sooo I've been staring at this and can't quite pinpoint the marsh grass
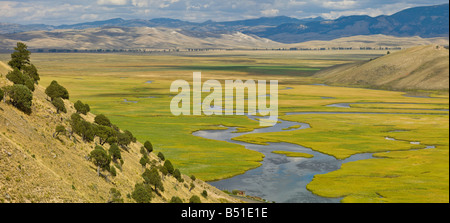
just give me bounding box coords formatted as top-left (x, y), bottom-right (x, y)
top-left (5, 51), bottom-right (447, 202)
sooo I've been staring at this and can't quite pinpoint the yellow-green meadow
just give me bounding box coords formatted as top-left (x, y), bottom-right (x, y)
top-left (2, 50), bottom-right (447, 202)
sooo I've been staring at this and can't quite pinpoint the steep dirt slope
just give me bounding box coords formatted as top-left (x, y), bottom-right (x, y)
top-left (0, 63), bottom-right (239, 203)
top-left (315, 45), bottom-right (449, 91)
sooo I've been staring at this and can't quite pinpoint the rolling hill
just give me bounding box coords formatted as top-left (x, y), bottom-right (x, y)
top-left (287, 35), bottom-right (449, 49)
top-left (315, 45), bottom-right (449, 91)
top-left (0, 27), bottom-right (284, 50)
top-left (0, 26), bottom-right (447, 51)
top-left (0, 61), bottom-right (239, 203)
top-left (1, 3), bottom-right (447, 44)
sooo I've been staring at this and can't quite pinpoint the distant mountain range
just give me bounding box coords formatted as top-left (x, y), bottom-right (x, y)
top-left (253, 3), bottom-right (449, 43)
top-left (0, 16), bottom-right (323, 35)
top-left (0, 3), bottom-right (448, 48)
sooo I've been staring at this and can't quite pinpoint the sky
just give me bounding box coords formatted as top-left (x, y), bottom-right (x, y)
top-left (0, 0), bottom-right (448, 25)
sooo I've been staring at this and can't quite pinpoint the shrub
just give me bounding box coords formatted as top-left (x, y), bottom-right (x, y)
top-left (9, 84), bottom-right (32, 114)
top-left (201, 190), bottom-right (208, 198)
top-left (142, 168), bottom-right (164, 193)
top-left (0, 88), bottom-right (4, 101)
top-left (74, 100), bottom-right (90, 115)
top-left (94, 114), bottom-right (111, 127)
top-left (108, 188), bottom-right (124, 203)
top-left (189, 195), bottom-right (201, 203)
top-left (70, 114), bottom-right (95, 142)
top-left (6, 68), bottom-right (34, 91)
top-left (110, 165), bottom-right (117, 177)
top-left (54, 125), bottom-right (66, 137)
top-left (164, 160), bottom-right (174, 175)
top-left (169, 196), bottom-right (183, 203)
top-left (45, 80), bottom-right (69, 100)
top-left (6, 68), bottom-right (24, 85)
top-left (77, 121), bottom-right (95, 142)
top-left (144, 141), bottom-right (153, 153)
top-left (124, 130), bottom-right (136, 143)
top-left (131, 183), bottom-right (153, 203)
top-left (108, 144), bottom-right (122, 162)
top-left (190, 175), bottom-right (196, 181)
top-left (139, 155), bottom-right (149, 167)
top-left (23, 64), bottom-right (40, 83)
top-left (157, 152), bottom-right (165, 161)
top-left (24, 77), bottom-right (35, 92)
top-left (51, 97), bottom-right (66, 113)
top-left (160, 166), bottom-right (168, 176)
top-left (89, 145), bottom-right (111, 176)
top-left (173, 169), bottom-right (182, 182)
top-left (96, 125), bottom-right (115, 146)
top-left (117, 131), bottom-right (132, 149)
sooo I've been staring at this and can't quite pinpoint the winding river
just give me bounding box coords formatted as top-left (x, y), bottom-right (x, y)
top-left (193, 115), bottom-right (375, 203)
top-left (193, 107), bottom-right (446, 203)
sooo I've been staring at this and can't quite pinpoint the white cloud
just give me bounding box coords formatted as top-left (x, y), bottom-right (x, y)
top-left (81, 14), bottom-right (100, 20)
top-left (131, 0), bottom-right (179, 8)
top-left (320, 2), bottom-right (417, 19)
top-left (261, 9), bottom-right (280, 17)
top-left (0, 0), bottom-right (447, 25)
top-left (97, 0), bottom-right (129, 6)
top-left (288, 0), bottom-right (307, 6)
top-left (322, 0), bottom-right (357, 10)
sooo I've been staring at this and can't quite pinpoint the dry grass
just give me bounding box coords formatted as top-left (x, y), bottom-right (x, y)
top-left (0, 69), bottom-right (240, 203)
top-left (316, 45), bottom-right (449, 91)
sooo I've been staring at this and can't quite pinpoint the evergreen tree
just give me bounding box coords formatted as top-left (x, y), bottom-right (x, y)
top-left (173, 169), bottom-right (182, 182)
top-left (54, 125), bottom-right (66, 137)
top-left (89, 146), bottom-right (111, 176)
top-left (23, 64), bottom-right (40, 84)
top-left (164, 160), bottom-right (174, 175)
top-left (74, 100), bottom-right (90, 115)
top-left (94, 114), bottom-right (111, 127)
top-left (70, 113), bottom-right (95, 142)
top-left (142, 168), bottom-right (164, 192)
top-left (124, 130), bottom-right (136, 143)
top-left (201, 190), bottom-right (208, 198)
top-left (8, 42), bottom-right (30, 71)
top-left (96, 125), bottom-right (115, 145)
top-left (139, 155), bottom-right (149, 167)
top-left (144, 140), bottom-right (153, 153)
top-left (45, 80), bottom-right (69, 100)
top-left (5, 68), bottom-right (34, 92)
top-left (108, 144), bottom-right (122, 162)
top-left (189, 195), bottom-right (201, 203)
top-left (24, 76), bottom-right (35, 92)
top-left (131, 183), bottom-right (153, 203)
top-left (51, 97), bottom-right (66, 113)
top-left (169, 196), bottom-right (183, 203)
top-left (117, 131), bottom-right (132, 149)
top-left (6, 68), bottom-right (24, 85)
top-left (9, 84), bottom-right (33, 114)
top-left (157, 152), bottom-right (165, 161)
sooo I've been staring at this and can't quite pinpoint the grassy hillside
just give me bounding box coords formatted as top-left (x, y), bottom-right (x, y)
top-left (288, 35), bottom-right (449, 49)
top-left (315, 45), bottom-right (449, 91)
top-left (0, 27), bottom-right (284, 51)
top-left (0, 61), bottom-right (239, 203)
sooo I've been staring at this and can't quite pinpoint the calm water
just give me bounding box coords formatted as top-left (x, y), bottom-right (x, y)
top-left (193, 115), bottom-right (373, 203)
